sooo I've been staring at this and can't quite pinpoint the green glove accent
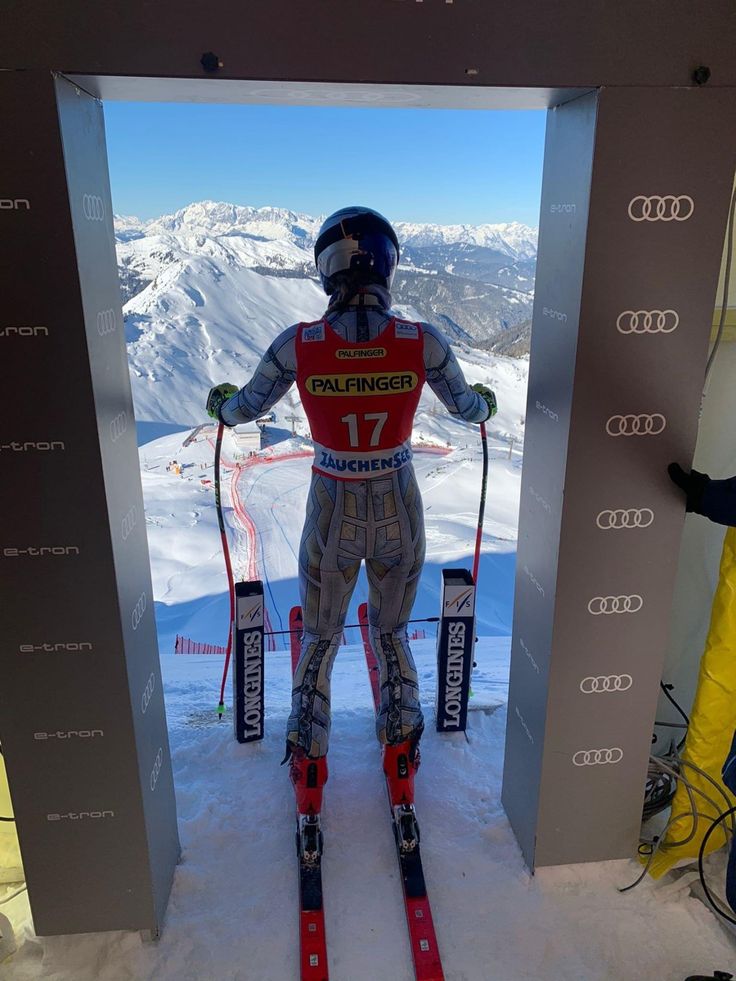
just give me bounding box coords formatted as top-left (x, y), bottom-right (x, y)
top-left (206, 383), bottom-right (239, 420)
top-left (471, 383), bottom-right (498, 419)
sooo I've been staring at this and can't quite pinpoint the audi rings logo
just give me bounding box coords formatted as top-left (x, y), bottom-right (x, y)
top-left (141, 673), bottom-right (155, 714)
top-left (121, 505), bottom-right (138, 542)
top-left (616, 310), bottom-right (679, 334)
top-left (628, 195), bottom-right (694, 222)
top-left (572, 748), bottom-right (624, 766)
top-left (131, 592), bottom-right (147, 631)
top-left (580, 675), bottom-right (633, 694)
top-left (97, 309), bottom-right (117, 336)
top-left (82, 193), bottom-right (105, 221)
top-left (150, 747), bottom-right (164, 792)
top-left (596, 508), bottom-right (654, 530)
top-left (109, 411), bottom-right (128, 443)
top-left (588, 595), bottom-right (643, 616)
top-left (606, 414), bottom-right (666, 437)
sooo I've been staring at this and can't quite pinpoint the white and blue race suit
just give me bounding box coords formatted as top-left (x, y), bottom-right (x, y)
top-left (220, 286), bottom-right (490, 758)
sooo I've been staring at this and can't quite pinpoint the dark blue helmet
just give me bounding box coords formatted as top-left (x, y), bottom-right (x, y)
top-left (314, 206), bottom-right (400, 296)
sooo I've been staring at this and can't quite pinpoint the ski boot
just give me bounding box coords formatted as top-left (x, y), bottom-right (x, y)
top-left (290, 748), bottom-right (328, 866)
top-left (383, 738), bottom-right (421, 853)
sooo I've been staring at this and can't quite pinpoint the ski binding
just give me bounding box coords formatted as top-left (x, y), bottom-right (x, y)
top-left (297, 814), bottom-right (323, 866)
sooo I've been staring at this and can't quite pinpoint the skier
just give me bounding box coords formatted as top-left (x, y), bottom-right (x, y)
top-left (206, 206), bottom-right (497, 826)
top-left (668, 463), bottom-right (736, 526)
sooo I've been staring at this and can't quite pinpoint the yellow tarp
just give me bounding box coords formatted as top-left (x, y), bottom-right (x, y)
top-left (650, 526), bottom-right (736, 877)
top-left (0, 753), bottom-right (22, 884)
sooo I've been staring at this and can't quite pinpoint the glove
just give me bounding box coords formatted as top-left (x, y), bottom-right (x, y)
top-left (668, 462), bottom-right (710, 514)
top-left (471, 383), bottom-right (498, 420)
top-left (206, 383), bottom-right (239, 421)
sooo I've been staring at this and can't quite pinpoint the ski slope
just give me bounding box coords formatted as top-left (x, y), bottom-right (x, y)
top-left (139, 424), bottom-right (521, 657)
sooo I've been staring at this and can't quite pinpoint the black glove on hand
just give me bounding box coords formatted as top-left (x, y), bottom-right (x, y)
top-left (668, 462), bottom-right (711, 514)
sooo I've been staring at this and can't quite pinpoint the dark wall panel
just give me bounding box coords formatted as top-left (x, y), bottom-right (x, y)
top-left (0, 70), bottom-right (179, 936)
top-left (501, 91), bottom-right (598, 866)
top-left (503, 86), bottom-right (736, 868)
top-left (1, 2), bottom-right (735, 88)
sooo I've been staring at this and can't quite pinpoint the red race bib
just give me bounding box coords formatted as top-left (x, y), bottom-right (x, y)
top-left (296, 317), bottom-right (425, 479)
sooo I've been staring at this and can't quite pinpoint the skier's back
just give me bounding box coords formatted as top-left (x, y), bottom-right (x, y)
top-left (206, 206), bottom-right (497, 819)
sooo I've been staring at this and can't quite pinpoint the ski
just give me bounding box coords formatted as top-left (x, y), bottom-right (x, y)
top-left (297, 815), bottom-right (328, 981)
top-left (290, 605), bottom-right (329, 981)
top-left (358, 603), bottom-right (445, 981)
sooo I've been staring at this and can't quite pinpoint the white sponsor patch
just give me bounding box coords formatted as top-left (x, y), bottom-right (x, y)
top-left (443, 622), bottom-right (467, 727)
top-left (301, 323), bottom-right (324, 343)
top-left (237, 593), bottom-right (263, 629)
top-left (443, 584), bottom-right (475, 616)
top-left (241, 630), bottom-right (264, 737)
top-left (394, 320), bottom-right (419, 339)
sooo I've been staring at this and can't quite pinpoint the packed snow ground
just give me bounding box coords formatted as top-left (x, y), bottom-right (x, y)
top-left (4, 424), bottom-right (735, 979)
top-left (8, 647), bottom-right (734, 981)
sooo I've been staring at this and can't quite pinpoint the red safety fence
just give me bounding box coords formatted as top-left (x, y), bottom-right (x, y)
top-left (175, 634), bottom-right (227, 655)
top-left (412, 444), bottom-right (453, 455)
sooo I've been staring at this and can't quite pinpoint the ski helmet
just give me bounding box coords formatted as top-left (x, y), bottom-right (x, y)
top-left (314, 206), bottom-right (400, 296)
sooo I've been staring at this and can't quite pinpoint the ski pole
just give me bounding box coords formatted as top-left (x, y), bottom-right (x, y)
top-left (214, 421), bottom-right (236, 719)
top-left (472, 421), bottom-right (489, 586)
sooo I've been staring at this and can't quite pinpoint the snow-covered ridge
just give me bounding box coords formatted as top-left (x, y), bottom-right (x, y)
top-left (114, 200), bottom-right (538, 261)
top-left (144, 201), bottom-right (323, 247)
top-left (396, 220), bottom-right (537, 259)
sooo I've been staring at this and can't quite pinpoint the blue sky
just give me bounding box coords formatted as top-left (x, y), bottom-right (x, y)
top-left (104, 103), bottom-right (546, 227)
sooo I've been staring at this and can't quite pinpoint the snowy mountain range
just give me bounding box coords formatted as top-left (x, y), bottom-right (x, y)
top-left (115, 201), bottom-right (530, 428)
top-left (115, 201), bottom-right (536, 353)
top-left (116, 201), bottom-right (537, 257)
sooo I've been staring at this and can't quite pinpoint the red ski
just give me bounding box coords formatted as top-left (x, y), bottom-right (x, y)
top-left (297, 854), bottom-right (328, 981)
top-left (358, 602), bottom-right (445, 981)
top-left (290, 605), bottom-right (329, 981)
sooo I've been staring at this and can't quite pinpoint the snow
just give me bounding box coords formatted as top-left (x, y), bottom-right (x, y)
top-left (397, 220), bottom-right (538, 259)
top-left (4, 643), bottom-right (734, 979)
top-left (137, 425), bottom-right (521, 649)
